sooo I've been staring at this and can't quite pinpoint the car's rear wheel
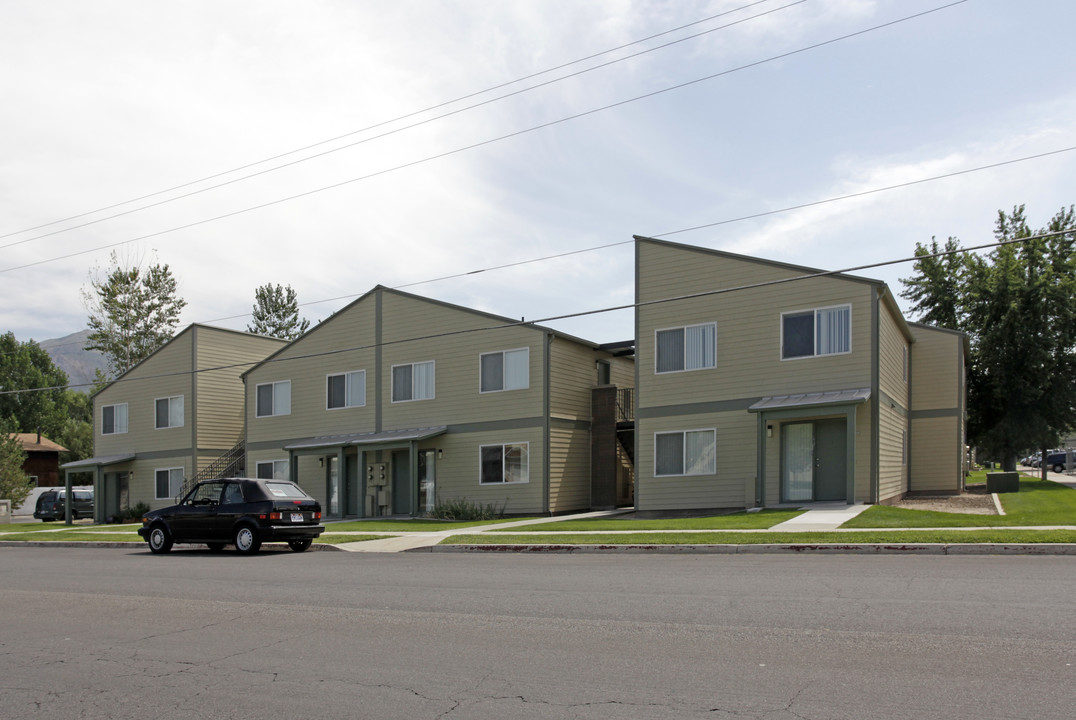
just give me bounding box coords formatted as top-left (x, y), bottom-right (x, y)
top-left (234, 525), bottom-right (261, 554)
top-left (148, 525), bottom-right (173, 554)
top-left (287, 538), bottom-right (312, 553)
top-left (70, 510), bottom-right (78, 520)
top-left (206, 542), bottom-right (225, 552)
top-left (1053, 464), bottom-right (1065, 473)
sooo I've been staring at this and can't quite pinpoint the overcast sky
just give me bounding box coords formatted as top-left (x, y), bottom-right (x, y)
top-left (3, 0), bottom-right (1075, 349)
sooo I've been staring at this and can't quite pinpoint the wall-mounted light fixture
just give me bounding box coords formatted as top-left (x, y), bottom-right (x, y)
top-left (438, 449), bottom-right (443, 459)
top-left (318, 457), bottom-right (324, 468)
top-left (766, 424), bottom-right (773, 438)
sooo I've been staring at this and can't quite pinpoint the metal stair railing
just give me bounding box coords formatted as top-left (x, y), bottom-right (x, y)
top-left (178, 439), bottom-right (245, 498)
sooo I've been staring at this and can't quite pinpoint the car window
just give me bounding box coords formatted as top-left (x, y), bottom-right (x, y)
top-left (221, 484), bottom-right (245, 505)
top-left (185, 483), bottom-right (224, 506)
top-left (264, 482), bottom-right (309, 499)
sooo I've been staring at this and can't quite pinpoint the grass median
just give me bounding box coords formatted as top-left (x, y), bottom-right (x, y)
top-left (444, 529), bottom-right (1076, 545)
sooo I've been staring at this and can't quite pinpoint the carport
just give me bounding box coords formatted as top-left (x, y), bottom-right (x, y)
top-left (59, 454), bottom-right (135, 525)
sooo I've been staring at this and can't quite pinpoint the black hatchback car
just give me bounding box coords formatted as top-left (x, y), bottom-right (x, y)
top-left (138, 478), bottom-right (324, 554)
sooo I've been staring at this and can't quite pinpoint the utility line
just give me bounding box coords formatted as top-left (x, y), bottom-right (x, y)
top-left (3, 224), bottom-right (1068, 397)
top-left (0, 0), bottom-right (788, 247)
top-left (0, 0), bottom-right (967, 275)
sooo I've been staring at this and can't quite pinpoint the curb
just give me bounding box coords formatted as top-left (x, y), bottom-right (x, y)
top-left (425, 543), bottom-right (1076, 556)
top-left (0, 540), bottom-right (342, 552)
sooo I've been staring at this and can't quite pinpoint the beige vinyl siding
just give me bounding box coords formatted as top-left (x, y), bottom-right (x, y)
top-left (909, 326), bottom-right (961, 410)
top-left (246, 298), bottom-right (378, 445)
top-left (548, 426), bottom-right (591, 512)
top-left (877, 402), bottom-right (907, 502)
top-left (95, 330), bottom-right (194, 457)
top-left (430, 428), bottom-right (545, 515)
top-left (123, 456), bottom-right (193, 511)
top-left (380, 291), bottom-right (545, 430)
top-left (195, 329), bottom-right (285, 450)
top-left (637, 412), bottom-right (752, 511)
top-left (910, 416), bottom-right (962, 492)
top-left (608, 354), bottom-right (634, 389)
top-left (878, 300), bottom-right (910, 409)
top-left (637, 241), bottom-right (872, 409)
top-left (549, 338), bottom-right (601, 421)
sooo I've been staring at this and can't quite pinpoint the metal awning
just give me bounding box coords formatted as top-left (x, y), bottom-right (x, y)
top-left (748, 388), bottom-right (871, 413)
top-left (283, 426), bottom-right (448, 451)
top-left (60, 453), bottom-right (136, 469)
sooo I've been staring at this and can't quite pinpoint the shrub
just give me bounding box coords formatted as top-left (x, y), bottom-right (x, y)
top-left (428, 498), bottom-right (506, 521)
top-left (112, 502), bottom-right (151, 524)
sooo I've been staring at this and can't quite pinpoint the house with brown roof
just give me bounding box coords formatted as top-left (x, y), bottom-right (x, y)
top-left (9, 432), bottom-right (68, 487)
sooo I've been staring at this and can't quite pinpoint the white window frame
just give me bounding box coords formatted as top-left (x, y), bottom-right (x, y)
top-left (780, 304), bottom-right (852, 361)
top-left (326, 370), bottom-right (366, 410)
top-left (391, 361), bottom-right (435, 403)
top-left (654, 429), bottom-right (717, 477)
top-left (654, 322), bottom-right (717, 374)
top-left (101, 403), bottom-right (128, 435)
top-left (479, 348), bottom-right (530, 393)
top-left (479, 442), bottom-right (530, 485)
top-left (154, 395), bottom-right (184, 430)
top-left (256, 459), bottom-right (290, 480)
top-left (255, 380), bottom-right (291, 418)
top-left (154, 467), bottom-right (185, 500)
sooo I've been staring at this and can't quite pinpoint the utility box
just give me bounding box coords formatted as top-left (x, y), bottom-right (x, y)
top-left (0, 499), bottom-right (11, 524)
top-left (986, 472), bottom-right (1020, 493)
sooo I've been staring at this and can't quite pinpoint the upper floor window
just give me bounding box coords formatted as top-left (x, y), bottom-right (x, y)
top-left (781, 305), bottom-right (851, 360)
top-left (392, 361), bottom-right (435, 402)
top-left (655, 429), bottom-right (716, 477)
top-left (480, 442), bottom-right (529, 485)
top-left (480, 348), bottom-right (529, 393)
top-left (656, 323), bottom-right (716, 373)
top-left (155, 395), bottom-right (184, 429)
top-left (101, 403), bottom-right (128, 435)
top-left (327, 370), bottom-right (366, 410)
top-left (256, 380), bottom-right (291, 417)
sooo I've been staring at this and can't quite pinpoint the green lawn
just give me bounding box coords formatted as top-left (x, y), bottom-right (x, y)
top-left (845, 477), bottom-right (1076, 528)
top-left (444, 529), bottom-right (1076, 545)
top-left (324, 517), bottom-right (533, 532)
top-left (489, 509), bottom-right (805, 532)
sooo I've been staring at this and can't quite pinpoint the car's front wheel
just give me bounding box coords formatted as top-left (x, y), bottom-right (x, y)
top-left (148, 525), bottom-right (173, 554)
top-left (287, 538), bottom-right (312, 553)
top-left (234, 525), bottom-right (261, 554)
top-left (1054, 464), bottom-right (1065, 473)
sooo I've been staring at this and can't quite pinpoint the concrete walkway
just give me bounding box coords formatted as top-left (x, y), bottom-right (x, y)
top-left (767, 502), bottom-right (872, 531)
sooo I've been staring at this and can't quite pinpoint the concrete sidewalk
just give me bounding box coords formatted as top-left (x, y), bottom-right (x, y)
top-left (767, 502), bottom-right (872, 531)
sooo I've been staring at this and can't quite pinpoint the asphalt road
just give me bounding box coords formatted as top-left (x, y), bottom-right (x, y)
top-left (2, 547), bottom-right (1074, 719)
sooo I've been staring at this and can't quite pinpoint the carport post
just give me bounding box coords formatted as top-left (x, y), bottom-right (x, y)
top-left (64, 469), bottom-right (72, 526)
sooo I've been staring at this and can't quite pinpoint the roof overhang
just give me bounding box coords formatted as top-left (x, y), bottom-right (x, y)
top-left (748, 388), bottom-right (871, 413)
top-left (60, 453), bottom-right (136, 469)
top-left (283, 426), bottom-right (448, 451)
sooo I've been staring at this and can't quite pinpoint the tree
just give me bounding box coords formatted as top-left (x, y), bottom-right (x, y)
top-left (247, 283), bottom-right (310, 340)
top-left (900, 205), bottom-right (1076, 471)
top-left (82, 251), bottom-right (187, 377)
top-left (0, 332), bottom-right (70, 439)
top-left (0, 421), bottom-right (31, 508)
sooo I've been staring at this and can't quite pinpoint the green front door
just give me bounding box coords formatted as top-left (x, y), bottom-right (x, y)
top-left (813, 419), bottom-right (847, 501)
top-left (391, 450), bottom-right (411, 516)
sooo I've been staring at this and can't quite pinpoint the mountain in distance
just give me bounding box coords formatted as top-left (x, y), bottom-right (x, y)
top-left (38, 329), bottom-right (108, 393)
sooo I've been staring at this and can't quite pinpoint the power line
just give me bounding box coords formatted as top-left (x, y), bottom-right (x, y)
top-left (0, 0), bottom-right (790, 248)
top-left (0, 0), bottom-right (968, 275)
top-left (3, 225), bottom-right (1068, 397)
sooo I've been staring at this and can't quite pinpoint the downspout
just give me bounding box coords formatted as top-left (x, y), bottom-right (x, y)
top-left (543, 332), bottom-right (552, 515)
top-left (870, 287), bottom-right (881, 504)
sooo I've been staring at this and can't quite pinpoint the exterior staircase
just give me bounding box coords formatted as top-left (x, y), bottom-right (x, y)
top-left (178, 439), bottom-right (246, 498)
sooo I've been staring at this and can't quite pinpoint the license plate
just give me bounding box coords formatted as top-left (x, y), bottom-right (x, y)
top-left (290, 513), bottom-right (304, 523)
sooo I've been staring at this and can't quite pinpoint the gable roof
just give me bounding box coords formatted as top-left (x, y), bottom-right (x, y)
top-left (240, 285), bottom-right (605, 379)
top-left (8, 433), bottom-right (67, 453)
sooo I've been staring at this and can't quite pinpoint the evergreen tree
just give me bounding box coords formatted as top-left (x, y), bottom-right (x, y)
top-left (81, 251), bottom-right (187, 377)
top-left (898, 237), bottom-right (965, 330)
top-left (247, 283), bottom-right (310, 340)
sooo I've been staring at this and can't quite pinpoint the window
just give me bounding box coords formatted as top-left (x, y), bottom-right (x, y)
top-left (902, 430), bottom-right (908, 466)
top-left (480, 443), bottom-right (529, 484)
top-left (656, 323), bottom-right (716, 373)
top-left (327, 370), bottom-right (366, 409)
top-left (101, 403), bottom-right (128, 435)
top-left (221, 483), bottom-right (245, 505)
top-left (155, 467), bottom-right (184, 499)
top-left (256, 460), bottom-right (289, 480)
top-left (903, 345), bottom-right (909, 383)
top-left (256, 380), bottom-right (291, 417)
top-left (480, 348), bottom-right (529, 392)
top-left (392, 361), bottom-right (435, 402)
top-left (781, 305), bottom-right (851, 359)
top-left (654, 430), bottom-right (716, 477)
top-left (155, 395), bottom-right (184, 429)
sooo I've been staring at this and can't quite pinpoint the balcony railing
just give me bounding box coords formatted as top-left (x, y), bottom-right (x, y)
top-left (616, 387), bottom-right (635, 423)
